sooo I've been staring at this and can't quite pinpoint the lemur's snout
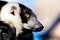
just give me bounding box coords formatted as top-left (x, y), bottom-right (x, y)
top-left (33, 21), bottom-right (44, 32)
top-left (33, 24), bottom-right (44, 32)
top-left (37, 21), bottom-right (44, 31)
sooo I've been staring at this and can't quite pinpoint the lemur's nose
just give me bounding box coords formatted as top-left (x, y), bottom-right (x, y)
top-left (38, 22), bottom-right (44, 31)
top-left (33, 25), bottom-right (44, 32)
top-left (33, 19), bottom-right (44, 32)
top-left (38, 25), bottom-right (44, 31)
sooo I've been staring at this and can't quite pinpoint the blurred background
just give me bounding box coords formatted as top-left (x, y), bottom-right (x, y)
top-left (1, 0), bottom-right (60, 40)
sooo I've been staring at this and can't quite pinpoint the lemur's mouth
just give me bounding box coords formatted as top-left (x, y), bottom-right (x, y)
top-left (0, 21), bottom-right (16, 40)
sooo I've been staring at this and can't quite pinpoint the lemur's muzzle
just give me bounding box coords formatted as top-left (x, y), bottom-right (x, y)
top-left (0, 21), bottom-right (16, 40)
top-left (33, 24), bottom-right (44, 32)
top-left (32, 20), bottom-right (44, 32)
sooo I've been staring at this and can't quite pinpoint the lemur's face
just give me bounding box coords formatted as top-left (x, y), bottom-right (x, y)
top-left (0, 1), bottom-right (44, 38)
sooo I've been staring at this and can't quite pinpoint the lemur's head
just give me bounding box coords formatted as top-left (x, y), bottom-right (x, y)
top-left (0, 1), bottom-right (44, 39)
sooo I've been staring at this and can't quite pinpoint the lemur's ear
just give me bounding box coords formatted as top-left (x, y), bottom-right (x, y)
top-left (10, 5), bottom-right (21, 15)
top-left (11, 6), bottom-right (17, 15)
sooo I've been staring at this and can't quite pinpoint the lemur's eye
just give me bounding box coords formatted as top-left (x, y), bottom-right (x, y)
top-left (25, 13), bottom-right (30, 18)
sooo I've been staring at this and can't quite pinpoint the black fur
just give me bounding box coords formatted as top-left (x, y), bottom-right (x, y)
top-left (0, 21), bottom-right (16, 40)
top-left (17, 28), bottom-right (33, 40)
